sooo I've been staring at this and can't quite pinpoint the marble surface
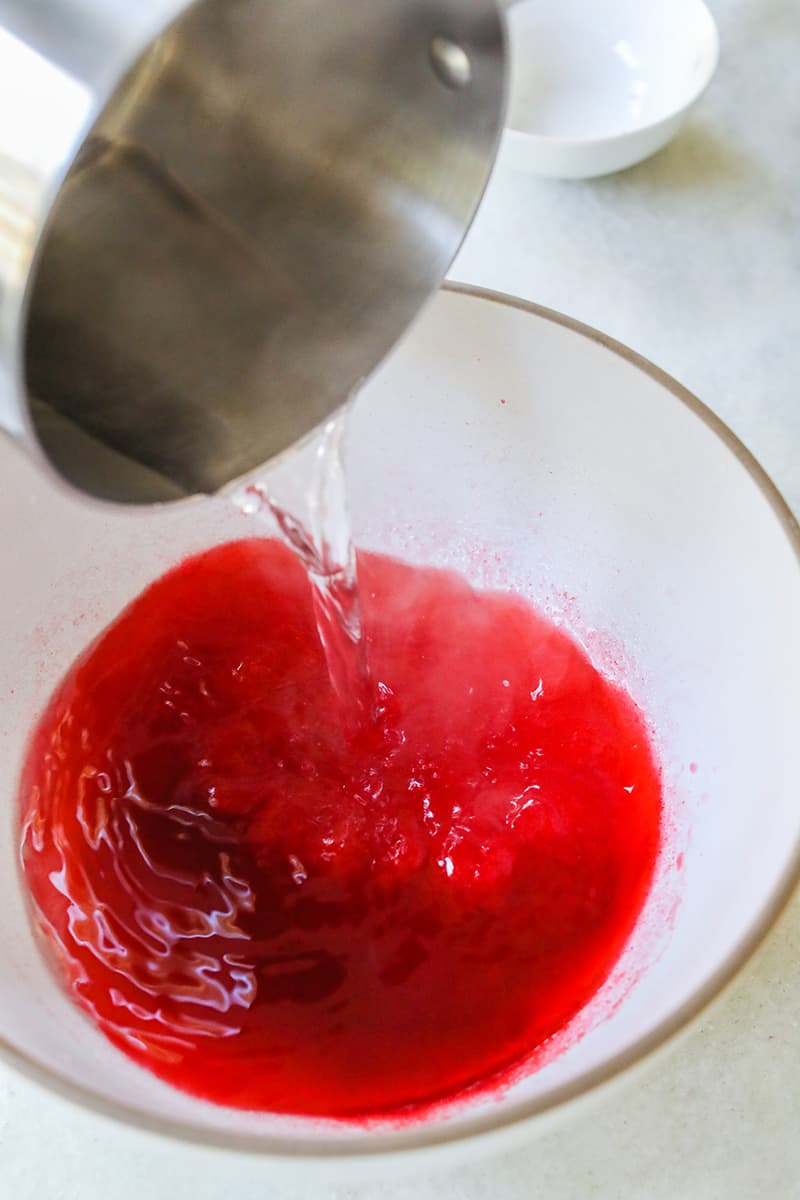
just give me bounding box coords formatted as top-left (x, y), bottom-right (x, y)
top-left (2, 0), bottom-right (798, 1195)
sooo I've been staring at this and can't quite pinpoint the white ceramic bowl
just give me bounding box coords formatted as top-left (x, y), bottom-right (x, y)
top-left (503, 0), bottom-right (720, 178)
top-left (1, 287), bottom-right (799, 1175)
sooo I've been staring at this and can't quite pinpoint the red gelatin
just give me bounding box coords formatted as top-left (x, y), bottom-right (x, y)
top-left (19, 540), bottom-right (661, 1120)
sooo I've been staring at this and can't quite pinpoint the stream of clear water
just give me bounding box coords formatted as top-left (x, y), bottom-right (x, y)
top-left (233, 409), bottom-right (373, 733)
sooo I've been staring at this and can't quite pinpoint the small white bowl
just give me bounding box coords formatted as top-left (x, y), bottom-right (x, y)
top-left (502, 0), bottom-right (720, 179)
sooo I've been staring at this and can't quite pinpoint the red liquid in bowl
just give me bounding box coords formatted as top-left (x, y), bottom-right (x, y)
top-left (19, 540), bottom-right (661, 1120)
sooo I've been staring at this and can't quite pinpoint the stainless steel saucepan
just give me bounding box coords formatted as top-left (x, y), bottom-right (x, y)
top-left (0, 0), bottom-right (506, 503)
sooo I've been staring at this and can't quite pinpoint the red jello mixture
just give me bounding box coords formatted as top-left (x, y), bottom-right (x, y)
top-left (19, 539), bottom-right (661, 1120)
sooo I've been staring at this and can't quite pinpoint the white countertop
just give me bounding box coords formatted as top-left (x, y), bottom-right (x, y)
top-left (2, 0), bottom-right (798, 1195)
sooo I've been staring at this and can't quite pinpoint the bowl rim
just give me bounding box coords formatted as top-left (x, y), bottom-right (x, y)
top-left (2, 282), bottom-right (799, 1163)
top-left (503, 0), bottom-right (720, 147)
